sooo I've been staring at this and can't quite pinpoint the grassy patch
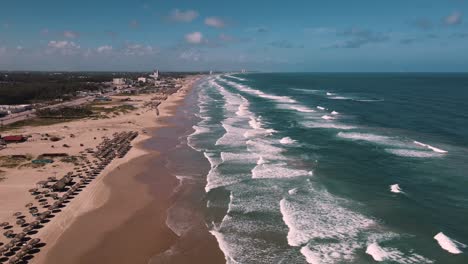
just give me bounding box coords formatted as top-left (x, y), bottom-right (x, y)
top-left (0, 155), bottom-right (32, 168)
top-left (0, 118), bottom-right (76, 132)
top-left (60, 155), bottom-right (83, 165)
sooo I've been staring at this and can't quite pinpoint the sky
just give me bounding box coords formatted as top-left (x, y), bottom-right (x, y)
top-left (0, 0), bottom-right (468, 72)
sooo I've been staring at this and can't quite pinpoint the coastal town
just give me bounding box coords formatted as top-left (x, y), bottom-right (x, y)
top-left (0, 70), bottom-right (199, 264)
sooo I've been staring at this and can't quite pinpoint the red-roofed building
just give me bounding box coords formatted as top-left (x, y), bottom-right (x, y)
top-left (1, 135), bottom-right (27, 143)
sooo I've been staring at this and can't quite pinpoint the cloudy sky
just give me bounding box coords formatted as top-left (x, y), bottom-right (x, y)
top-left (1, 0), bottom-right (467, 72)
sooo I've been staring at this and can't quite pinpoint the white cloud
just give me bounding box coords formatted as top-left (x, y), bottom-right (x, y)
top-left (205, 17), bottom-right (225, 28)
top-left (444, 11), bottom-right (463, 25)
top-left (47, 40), bottom-right (81, 55)
top-left (16, 46), bottom-right (23, 51)
top-left (96, 45), bottom-right (113, 53)
top-left (179, 49), bottom-right (201, 61)
top-left (170, 9), bottom-right (199, 22)
top-left (185, 31), bottom-right (203, 44)
top-left (124, 44), bottom-right (157, 56)
top-left (0, 46), bottom-right (6, 55)
top-left (48, 40), bottom-right (80, 49)
top-left (63, 30), bottom-right (79, 39)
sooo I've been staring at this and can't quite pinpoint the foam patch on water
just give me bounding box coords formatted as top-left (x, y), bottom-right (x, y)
top-left (366, 242), bottom-right (388, 261)
top-left (337, 132), bottom-right (400, 145)
top-left (280, 137), bottom-right (297, 145)
top-left (390, 184), bottom-right (403, 193)
top-left (331, 111), bottom-right (339, 115)
top-left (385, 149), bottom-right (442, 158)
top-left (321, 115), bottom-right (334, 120)
top-left (316, 106), bottom-right (326, 110)
top-left (220, 77), bottom-right (297, 104)
top-left (302, 121), bottom-right (356, 130)
top-left (226, 74), bottom-right (247, 82)
top-left (289, 105), bottom-right (316, 113)
top-left (291, 88), bottom-right (321, 94)
top-left (434, 232), bottom-right (467, 254)
top-left (221, 152), bottom-right (257, 163)
top-left (413, 141), bottom-right (448, 153)
top-left (209, 229), bottom-right (240, 264)
top-left (252, 163), bottom-right (309, 179)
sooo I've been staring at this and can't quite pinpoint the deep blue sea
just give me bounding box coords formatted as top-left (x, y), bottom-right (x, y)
top-left (187, 73), bottom-right (468, 264)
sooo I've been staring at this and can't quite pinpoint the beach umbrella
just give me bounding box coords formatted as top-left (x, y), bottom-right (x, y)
top-left (22, 227), bottom-right (33, 233)
top-left (29, 221), bottom-right (39, 228)
top-left (25, 203), bottom-right (33, 208)
top-left (0, 222), bottom-right (9, 228)
top-left (28, 188), bottom-right (38, 193)
top-left (29, 238), bottom-right (40, 246)
top-left (13, 212), bottom-right (22, 217)
top-left (3, 230), bottom-right (14, 237)
top-left (8, 256), bottom-right (19, 264)
top-left (15, 219), bottom-right (25, 226)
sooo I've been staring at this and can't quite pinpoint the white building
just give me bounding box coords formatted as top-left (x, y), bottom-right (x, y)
top-left (113, 78), bottom-right (125, 85)
top-left (149, 70), bottom-right (159, 80)
top-left (137, 77), bottom-right (147, 83)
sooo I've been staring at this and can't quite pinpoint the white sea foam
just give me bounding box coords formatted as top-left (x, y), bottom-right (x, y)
top-left (366, 242), bottom-right (388, 261)
top-left (385, 149), bottom-right (442, 158)
top-left (337, 132), bottom-right (393, 144)
top-left (291, 88), bottom-right (321, 94)
top-left (226, 75), bottom-right (246, 82)
top-left (316, 106), bottom-right (326, 110)
top-left (413, 141), bottom-right (448, 153)
top-left (221, 152), bottom-right (257, 163)
top-left (191, 125), bottom-right (211, 135)
top-left (321, 115), bottom-right (334, 120)
top-left (236, 98), bottom-right (250, 117)
top-left (209, 229), bottom-right (240, 264)
top-left (289, 105), bottom-right (316, 113)
top-left (288, 188), bottom-right (299, 195)
top-left (279, 192), bottom-right (375, 248)
top-left (329, 96), bottom-right (351, 100)
top-left (280, 137), bottom-right (296, 144)
top-left (390, 184), bottom-right (403, 193)
top-left (300, 246), bottom-right (322, 264)
top-left (331, 111), bottom-right (339, 115)
top-left (434, 232), bottom-right (466, 254)
top-left (216, 123), bottom-right (250, 146)
top-left (303, 121), bottom-right (356, 130)
top-left (326, 92), bottom-right (334, 96)
top-left (252, 163), bottom-right (309, 179)
top-left (220, 78), bottom-right (296, 104)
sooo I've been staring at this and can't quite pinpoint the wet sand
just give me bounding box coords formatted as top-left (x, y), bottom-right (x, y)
top-left (42, 81), bottom-right (225, 263)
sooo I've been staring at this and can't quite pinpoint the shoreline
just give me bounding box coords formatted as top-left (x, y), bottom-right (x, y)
top-left (37, 76), bottom-right (225, 263)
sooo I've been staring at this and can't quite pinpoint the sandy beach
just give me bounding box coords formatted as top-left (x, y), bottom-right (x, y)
top-left (0, 75), bottom-right (224, 263)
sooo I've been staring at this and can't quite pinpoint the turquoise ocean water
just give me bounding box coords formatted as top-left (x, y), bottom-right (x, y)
top-left (187, 73), bottom-right (468, 264)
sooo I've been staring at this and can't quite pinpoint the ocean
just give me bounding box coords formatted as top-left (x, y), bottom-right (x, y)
top-left (186, 73), bottom-right (468, 263)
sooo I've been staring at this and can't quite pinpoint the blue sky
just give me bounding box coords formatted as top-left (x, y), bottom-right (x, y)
top-left (0, 0), bottom-right (467, 72)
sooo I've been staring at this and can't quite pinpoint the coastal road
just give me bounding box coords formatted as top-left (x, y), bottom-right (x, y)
top-left (0, 96), bottom-right (95, 126)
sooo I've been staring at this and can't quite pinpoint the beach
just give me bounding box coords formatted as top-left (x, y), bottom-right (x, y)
top-left (40, 75), bottom-right (224, 264)
top-left (0, 75), bottom-right (224, 264)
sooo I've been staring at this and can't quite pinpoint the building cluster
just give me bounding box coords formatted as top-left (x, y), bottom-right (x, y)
top-left (113, 70), bottom-right (160, 88)
top-left (0, 105), bottom-right (32, 117)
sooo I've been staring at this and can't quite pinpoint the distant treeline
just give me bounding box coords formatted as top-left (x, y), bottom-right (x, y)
top-left (0, 71), bottom-right (193, 105)
top-left (0, 72), bottom-right (109, 105)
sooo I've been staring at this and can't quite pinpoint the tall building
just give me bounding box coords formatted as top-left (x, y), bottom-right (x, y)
top-left (150, 69), bottom-right (159, 80)
top-left (113, 78), bottom-right (125, 85)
